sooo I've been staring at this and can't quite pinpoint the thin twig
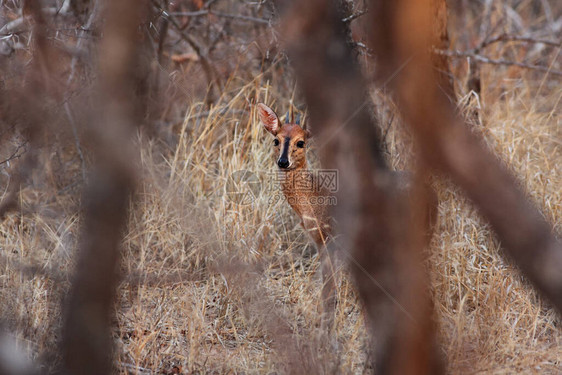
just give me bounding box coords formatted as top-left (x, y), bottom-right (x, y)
top-left (170, 6), bottom-right (362, 26)
top-left (481, 33), bottom-right (561, 48)
top-left (342, 9), bottom-right (367, 23)
top-left (352, 41), bottom-right (372, 55)
top-left (154, 0), bottom-right (222, 99)
top-left (211, 10), bottom-right (270, 25)
top-left (435, 49), bottom-right (562, 76)
top-left (0, 141), bottom-right (28, 167)
top-left (169, 10), bottom-right (208, 17)
top-left (169, 9), bottom-right (271, 25)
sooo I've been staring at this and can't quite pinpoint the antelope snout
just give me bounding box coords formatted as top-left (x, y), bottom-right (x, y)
top-left (277, 158), bottom-right (290, 169)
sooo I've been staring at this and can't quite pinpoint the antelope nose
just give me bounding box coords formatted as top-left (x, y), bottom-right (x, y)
top-left (277, 158), bottom-right (290, 169)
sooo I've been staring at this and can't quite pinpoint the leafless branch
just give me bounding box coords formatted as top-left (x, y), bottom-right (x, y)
top-left (169, 10), bottom-right (209, 17)
top-left (480, 33), bottom-right (561, 48)
top-left (0, 141), bottom-right (28, 167)
top-left (0, 17), bottom-right (27, 35)
top-left (0, 6), bottom-right (76, 35)
top-left (170, 9), bottom-right (271, 25)
top-left (169, 7), bottom-right (364, 26)
top-left (436, 49), bottom-right (562, 76)
top-left (153, 0), bottom-right (221, 102)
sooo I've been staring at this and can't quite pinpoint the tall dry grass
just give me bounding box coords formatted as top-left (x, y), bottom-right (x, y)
top-left (1, 71), bottom-right (560, 374)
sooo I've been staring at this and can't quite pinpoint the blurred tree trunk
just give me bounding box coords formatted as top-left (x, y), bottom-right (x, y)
top-left (430, 0), bottom-right (455, 100)
top-left (281, 0), bottom-right (443, 373)
top-left (369, 0), bottom-right (562, 312)
top-left (370, 0), bottom-right (454, 99)
top-left (60, 0), bottom-right (148, 374)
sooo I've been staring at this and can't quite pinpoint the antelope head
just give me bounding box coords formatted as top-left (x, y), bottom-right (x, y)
top-left (257, 103), bottom-right (311, 170)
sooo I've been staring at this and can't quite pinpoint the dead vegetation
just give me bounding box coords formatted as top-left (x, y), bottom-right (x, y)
top-left (0, 0), bottom-right (560, 374)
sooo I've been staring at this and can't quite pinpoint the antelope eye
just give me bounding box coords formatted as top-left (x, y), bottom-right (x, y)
top-left (273, 139), bottom-right (280, 146)
top-left (296, 141), bottom-right (305, 148)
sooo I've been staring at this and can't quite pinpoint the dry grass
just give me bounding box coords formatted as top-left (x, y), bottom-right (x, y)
top-left (3, 70), bottom-right (559, 373)
top-left (1, 3), bottom-right (561, 374)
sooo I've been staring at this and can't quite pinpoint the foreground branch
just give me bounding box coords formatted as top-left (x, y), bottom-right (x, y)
top-left (60, 0), bottom-right (146, 373)
top-left (282, 0), bottom-right (442, 373)
top-left (375, 0), bottom-right (562, 311)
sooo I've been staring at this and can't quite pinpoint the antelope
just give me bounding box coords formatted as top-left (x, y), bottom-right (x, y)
top-left (257, 102), bottom-right (440, 322)
top-left (257, 102), bottom-right (337, 325)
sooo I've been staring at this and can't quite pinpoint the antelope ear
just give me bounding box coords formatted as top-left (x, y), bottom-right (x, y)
top-left (305, 129), bottom-right (312, 139)
top-left (257, 103), bottom-right (279, 135)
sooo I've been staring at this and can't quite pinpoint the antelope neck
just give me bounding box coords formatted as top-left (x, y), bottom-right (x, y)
top-left (279, 163), bottom-right (309, 192)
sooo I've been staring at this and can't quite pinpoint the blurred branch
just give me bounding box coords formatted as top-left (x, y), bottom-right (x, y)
top-left (60, 0), bottom-right (146, 374)
top-left (436, 49), bottom-right (562, 76)
top-left (380, 0), bottom-right (562, 314)
top-left (0, 6), bottom-right (74, 35)
top-left (152, 0), bottom-right (221, 103)
top-left (0, 334), bottom-right (39, 375)
top-left (0, 17), bottom-right (27, 35)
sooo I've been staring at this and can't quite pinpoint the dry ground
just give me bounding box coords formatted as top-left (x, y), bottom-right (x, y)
top-left (0, 2), bottom-right (561, 374)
